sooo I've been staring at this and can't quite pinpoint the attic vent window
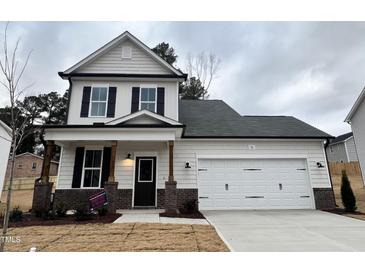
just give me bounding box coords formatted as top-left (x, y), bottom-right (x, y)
top-left (121, 46), bottom-right (132, 59)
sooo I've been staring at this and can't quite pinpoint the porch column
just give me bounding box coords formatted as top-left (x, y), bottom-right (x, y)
top-left (168, 140), bottom-right (174, 181)
top-left (165, 140), bottom-right (177, 213)
top-left (33, 140), bottom-right (55, 212)
top-left (108, 141), bottom-right (117, 182)
top-left (40, 140), bottom-right (55, 183)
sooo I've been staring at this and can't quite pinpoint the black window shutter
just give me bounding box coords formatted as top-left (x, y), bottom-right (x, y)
top-left (71, 147), bottom-right (85, 188)
top-left (100, 147), bottom-right (111, 188)
top-left (157, 87), bottom-right (165, 116)
top-left (107, 87), bottom-right (117, 117)
top-left (131, 87), bottom-right (140, 113)
top-left (80, 86), bottom-right (91, 117)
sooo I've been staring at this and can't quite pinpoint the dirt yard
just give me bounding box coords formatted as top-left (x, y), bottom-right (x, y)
top-left (4, 222), bottom-right (229, 252)
top-left (331, 175), bottom-right (365, 220)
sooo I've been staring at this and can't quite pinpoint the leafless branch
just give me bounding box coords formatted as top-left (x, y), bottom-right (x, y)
top-left (185, 52), bottom-right (221, 96)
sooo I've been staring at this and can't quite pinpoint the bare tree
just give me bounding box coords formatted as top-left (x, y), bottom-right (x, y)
top-left (0, 23), bottom-right (33, 252)
top-left (185, 52), bottom-right (221, 99)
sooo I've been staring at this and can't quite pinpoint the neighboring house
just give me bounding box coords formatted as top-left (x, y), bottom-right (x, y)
top-left (326, 132), bottom-right (359, 163)
top-left (345, 87), bottom-right (365, 182)
top-left (5, 152), bottom-right (59, 180)
top-left (41, 31), bottom-right (334, 211)
top-left (0, 120), bottom-right (11, 192)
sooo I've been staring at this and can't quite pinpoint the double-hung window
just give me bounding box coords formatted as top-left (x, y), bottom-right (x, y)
top-left (140, 87), bottom-right (156, 112)
top-left (90, 86), bottom-right (108, 117)
top-left (82, 150), bottom-right (103, 188)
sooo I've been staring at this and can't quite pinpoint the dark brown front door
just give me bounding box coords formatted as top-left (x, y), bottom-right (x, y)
top-left (134, 157), bottom-right (156, 207)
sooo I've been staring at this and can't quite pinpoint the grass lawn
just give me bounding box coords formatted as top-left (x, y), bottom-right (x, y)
top-left (331, 175), bottom-right (365, 220)
top-left (4, 222), bottom-right (229, 252)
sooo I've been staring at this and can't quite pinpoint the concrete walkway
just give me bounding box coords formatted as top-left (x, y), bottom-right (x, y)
top-left (202, 210), bottom-right (365, 251)
top-left (114, 209), bottom-right (209, 225)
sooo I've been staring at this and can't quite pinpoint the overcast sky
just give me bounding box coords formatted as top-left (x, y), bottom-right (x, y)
top-left (0, 21), bottom-right (364, 136)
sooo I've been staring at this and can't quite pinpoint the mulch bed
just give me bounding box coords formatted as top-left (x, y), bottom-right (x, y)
top-left (0, 213), bottom-right (121, 228)
top-left (159, 210), bottom-right (205, 219)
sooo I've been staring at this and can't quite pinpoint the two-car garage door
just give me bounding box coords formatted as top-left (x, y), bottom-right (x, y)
top-left (198, 158), bottom-right (314, 210)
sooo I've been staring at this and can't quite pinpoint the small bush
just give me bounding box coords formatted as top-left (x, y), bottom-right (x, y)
top-left (75, 207), bottom-right (93, 221)
top-left (97, 206), bottom-right (108, 216)
top-left (9, 207), bottom-right (23, 222)
top-left (341, 170), bottom-right (357, 212)
top-left (56, 202), bottom-right (68, 218)
top-left (183, 199), bottom-right (198, 213)
top-left (34, 208), bottom-right (56, 220)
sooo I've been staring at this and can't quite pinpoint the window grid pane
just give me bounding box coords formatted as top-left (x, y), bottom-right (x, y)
top-left (83, 150), bottom-right (102, 188)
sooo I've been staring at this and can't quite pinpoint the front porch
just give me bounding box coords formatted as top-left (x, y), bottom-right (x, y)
top-left (33, 138), bottom-right (197, 213)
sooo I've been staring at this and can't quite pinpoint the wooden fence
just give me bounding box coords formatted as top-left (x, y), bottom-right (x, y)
top-left (2, 176), bottom-right (57, 191)
top-left (329, 162), bottom-right (362, 176)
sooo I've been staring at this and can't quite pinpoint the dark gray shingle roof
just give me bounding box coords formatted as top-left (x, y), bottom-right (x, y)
top-left (178, 99), bottom-right (332, 139)
top-left (329, 132), bottom-right (353, 144)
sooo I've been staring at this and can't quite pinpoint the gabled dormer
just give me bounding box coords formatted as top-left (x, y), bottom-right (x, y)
top-left (59, 31), bottom-right (187, 125)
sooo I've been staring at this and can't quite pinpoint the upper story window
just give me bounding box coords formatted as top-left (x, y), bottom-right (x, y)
top-left (121, 46), bottom-right (132, 59)
top-left (90, 86), bottom-right (108, 117)
top-left (140, 87), bottom-right (156, 112)
top-left (32, 162), bottom-right (37, 170)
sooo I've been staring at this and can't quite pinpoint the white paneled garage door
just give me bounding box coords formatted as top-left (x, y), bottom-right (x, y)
top-left (198, 158), bottom-right (313, 210)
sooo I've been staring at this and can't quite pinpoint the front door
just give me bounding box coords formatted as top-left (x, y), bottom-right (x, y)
top-left (134, 157), bottom-right (156, 207)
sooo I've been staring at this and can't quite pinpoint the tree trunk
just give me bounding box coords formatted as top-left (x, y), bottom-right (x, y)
top-left (0, 142), bottom-right (16, 252)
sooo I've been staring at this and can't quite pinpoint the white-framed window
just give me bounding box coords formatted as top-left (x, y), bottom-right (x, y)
top-left (139, 87), bottom-right (156, 112)
top-left (89, 86), bottom-right (108, 117)
top-left (121, 46), bottom-right (132, 59)
top-left (82, 149), bottom-right (103, 188)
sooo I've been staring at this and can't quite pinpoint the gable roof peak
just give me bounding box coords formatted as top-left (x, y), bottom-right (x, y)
top-left (61, 31), bottom-right (185, 78)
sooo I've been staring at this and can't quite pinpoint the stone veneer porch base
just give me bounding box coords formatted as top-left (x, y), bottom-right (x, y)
top-left (53, 188), bottom-right (198, 211)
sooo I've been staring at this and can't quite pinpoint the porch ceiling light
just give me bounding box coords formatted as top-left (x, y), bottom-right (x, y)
top-left (185, 162), bottom-right (191, 169)
top-left (126, 153), bottom-right (132, 159)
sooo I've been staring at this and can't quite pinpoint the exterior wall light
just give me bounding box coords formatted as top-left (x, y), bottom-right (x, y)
top-left (185, 162), bottom-right (191, 169)
top-left (126, 153), bottom-right (132, 159)
top-left (316, 162), bottom-right (324, 168)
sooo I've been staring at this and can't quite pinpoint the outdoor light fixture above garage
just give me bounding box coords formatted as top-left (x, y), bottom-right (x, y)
top-left (185, 162), bottom-right (191, 168)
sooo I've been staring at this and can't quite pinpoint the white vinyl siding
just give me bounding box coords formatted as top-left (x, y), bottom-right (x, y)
top-left (326, 143), bottom-right (349, 163)
top-left (351, 100), bottom-right (365, 180)
top-left (67, 80), bottom-right (178, 124)
top-left (56, 140), bottom-right (331, 190)
top-left (346, 137), bottom-right (359, 162)
top-left (75, 41), bottom-right (171, 74)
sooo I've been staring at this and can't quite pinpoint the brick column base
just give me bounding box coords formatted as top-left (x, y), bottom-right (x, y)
top-left (32, 181), bottom-right (53, 213)
top-left (104, 181), bottom-right (118, 214)
top-left (165, 181), bottom-right (177, 213)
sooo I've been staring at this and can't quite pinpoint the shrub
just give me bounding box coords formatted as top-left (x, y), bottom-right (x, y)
top-left (341, 170), bottom-right (357, 212)
top-left (56, 202), bottom-right (68, 218)
top-left (9, 207), bottom-right (23, 222)
top-left (183, 199), bottom-right (198, 213)
top-left (97, 206), bottom-right (108, 216)
top-left (75, 207), bottom-right (93, 221)
top-left (34, 208), bottom-right (56, 220)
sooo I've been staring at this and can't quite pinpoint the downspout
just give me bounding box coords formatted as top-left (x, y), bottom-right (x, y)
top-left (324, 138), bottom-right (337, 207)
top-left (65, 77), bottom-right (73, 124)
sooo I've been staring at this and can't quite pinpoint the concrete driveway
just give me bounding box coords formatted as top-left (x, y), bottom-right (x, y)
top-left (202, 210), bottom-right (365, 251)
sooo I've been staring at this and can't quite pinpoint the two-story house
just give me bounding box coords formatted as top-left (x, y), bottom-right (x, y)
top-left (345, 87), bottom-right (365, 185)
top-left (37, 31), bottom-right (335, 212)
